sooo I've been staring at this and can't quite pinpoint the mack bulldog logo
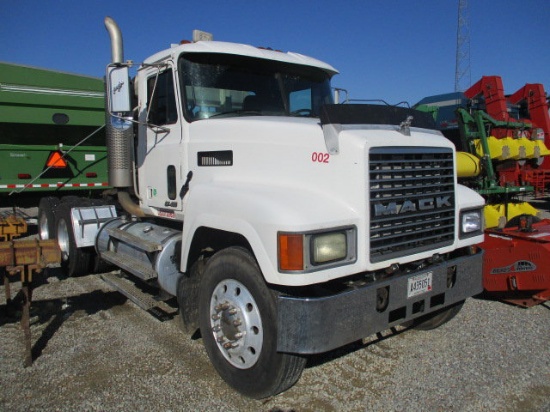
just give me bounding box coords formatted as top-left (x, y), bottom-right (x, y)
top-left (373, 195), bottom-right (452, 217)
top-left (113, 80), bottom-right (125, 94)
top-left (490, 260), bottom-right (537, 275)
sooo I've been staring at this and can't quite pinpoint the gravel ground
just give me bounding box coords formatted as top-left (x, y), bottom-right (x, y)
top-left (1, 205), bottom-right (549, 411)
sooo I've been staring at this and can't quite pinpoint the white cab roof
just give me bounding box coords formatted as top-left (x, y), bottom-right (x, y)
top-left (143, 40), bottom-right (338, 76)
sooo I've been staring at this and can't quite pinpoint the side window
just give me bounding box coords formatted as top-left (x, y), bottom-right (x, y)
top-left (147, 69), bottom-right (178, 125)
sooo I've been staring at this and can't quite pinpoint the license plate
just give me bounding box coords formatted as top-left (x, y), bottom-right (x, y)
top-left (407, 271), bottom-right (433, 298)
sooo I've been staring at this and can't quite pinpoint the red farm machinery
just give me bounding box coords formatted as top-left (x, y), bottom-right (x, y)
top-left (416, 76), bottom-right (550, 306)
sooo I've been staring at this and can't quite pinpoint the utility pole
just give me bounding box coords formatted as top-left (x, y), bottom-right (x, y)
top-left (455, 0), bottom-right (471, 92)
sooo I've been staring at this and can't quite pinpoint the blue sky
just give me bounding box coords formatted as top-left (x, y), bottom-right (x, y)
top-left (1, 0), bottom-right (549, 105)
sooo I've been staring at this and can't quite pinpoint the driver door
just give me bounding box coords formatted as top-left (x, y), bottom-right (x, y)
top-left (139, 65), bottom-right (186, 212)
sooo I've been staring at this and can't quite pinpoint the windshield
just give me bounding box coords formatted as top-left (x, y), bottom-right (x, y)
top-left (179, 53), bottom-right (333, 121)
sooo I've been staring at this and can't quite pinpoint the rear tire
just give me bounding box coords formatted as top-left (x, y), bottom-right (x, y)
top-left (56, 203), bottom-right (91, 277)
top-left (409, 301), bottom-right (465, 331)
top-left (38, 197), bottom-right (58, 240)
top-left (198, 247), bottom-right (305, 399)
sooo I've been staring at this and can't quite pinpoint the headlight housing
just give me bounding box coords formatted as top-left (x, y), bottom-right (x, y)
top-left (278, 226), bottom-right (357, 272)
top-left (460, 208), bottom-right (483, 239)
top-left (311, 232), bottom-right (347, 264)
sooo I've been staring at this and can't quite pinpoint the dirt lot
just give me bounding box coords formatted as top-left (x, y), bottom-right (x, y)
top-left (0, 205), bottom-right (549, 411)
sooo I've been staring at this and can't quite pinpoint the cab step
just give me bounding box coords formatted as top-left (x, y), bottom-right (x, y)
top-left (101, 271), bottom-right (177, 321)
top-left (100, 250), bottom-right (157, 281)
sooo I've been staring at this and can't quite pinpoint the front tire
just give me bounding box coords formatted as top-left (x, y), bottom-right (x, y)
top-left (198, 247), bottom-right (305, 399)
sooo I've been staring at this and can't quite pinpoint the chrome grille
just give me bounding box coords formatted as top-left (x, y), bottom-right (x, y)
top-left (369, 147), bottom-right (455, 263)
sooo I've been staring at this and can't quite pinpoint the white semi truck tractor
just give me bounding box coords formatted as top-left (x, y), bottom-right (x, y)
top-left (67, 17), bottom-right (485, 398)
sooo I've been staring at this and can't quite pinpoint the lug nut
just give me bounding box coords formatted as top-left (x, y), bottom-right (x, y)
top-left (215, 303), bottom-right (229, 312)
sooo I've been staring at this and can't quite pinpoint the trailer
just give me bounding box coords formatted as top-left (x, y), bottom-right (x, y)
top-left (0, 62), bottom-right (112, 275)
top-left (0, 62), bottom-right (107, 197)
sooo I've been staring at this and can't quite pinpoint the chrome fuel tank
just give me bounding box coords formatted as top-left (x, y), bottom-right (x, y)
top-left (97, 218), bottom-right (182, 295)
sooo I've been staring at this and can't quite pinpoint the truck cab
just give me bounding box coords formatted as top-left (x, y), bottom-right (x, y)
top-left (133, 42), bottom-right (335, 218)
top-left (94, 19), bottom-right (485, 398)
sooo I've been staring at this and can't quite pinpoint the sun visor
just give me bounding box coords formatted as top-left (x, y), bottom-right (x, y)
top-left (320, 104), bottom-right (437, 129)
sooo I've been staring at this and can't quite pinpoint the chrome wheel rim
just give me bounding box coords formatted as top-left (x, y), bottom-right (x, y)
top-left (57, 219), bottom-right (70, 262)
top-left (209, 279), bottom-right (263, 369)
top-left (38, 212), bottom-right (49, 240)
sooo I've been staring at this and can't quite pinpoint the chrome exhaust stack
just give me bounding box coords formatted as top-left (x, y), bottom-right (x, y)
top-left (104, 17), bottom-right (144, 217)
top-left (105, 17), bottom-right (124, 64)
top-left (104, 16), bottom-right (134, 189)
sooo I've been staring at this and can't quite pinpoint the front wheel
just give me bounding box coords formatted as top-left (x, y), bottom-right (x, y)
top-left (198, 247), bottom-right (305, 399)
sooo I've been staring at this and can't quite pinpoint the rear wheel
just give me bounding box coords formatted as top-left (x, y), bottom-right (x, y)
top-left (198, 247), bottom-right (305, 399)
top-left (409, 301), bottom-right (465, 330)
top-left (38, 197), bottom-right (58, 240)
top-left (56, 203), bottom-right (91, 277)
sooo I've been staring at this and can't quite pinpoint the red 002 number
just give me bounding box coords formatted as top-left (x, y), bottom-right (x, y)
top-left (311, 152), bottom-right (330, 163)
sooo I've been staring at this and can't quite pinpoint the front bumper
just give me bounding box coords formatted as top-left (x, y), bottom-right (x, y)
top-left (276, 250), bottom-right (483, 354)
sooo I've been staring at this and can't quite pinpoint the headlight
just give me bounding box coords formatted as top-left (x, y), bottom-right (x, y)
top-left (278, 226), bottom-right (356, 272)
top-left (312, 232), bottom-right (347, 264)
top-left (460, 209), bottom-right (483, 238)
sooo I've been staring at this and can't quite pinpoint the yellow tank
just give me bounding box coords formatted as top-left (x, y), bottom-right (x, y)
top-left (483, 202), bottom-right (540, 228)
top-left (456, 151), bottom-right (481, 178)
top-left (532, 139), bottom-right (550, 158)
top-left (517, 137), bottom-right (535, 158)
top-left (507, 202), bottom-right (539, 220)
top-left (473, 136), bottom-right (517, 160)
top-left (500, 137), bottom-right (523, 159)
top-left (473, 135), bottom-right (550, 161)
